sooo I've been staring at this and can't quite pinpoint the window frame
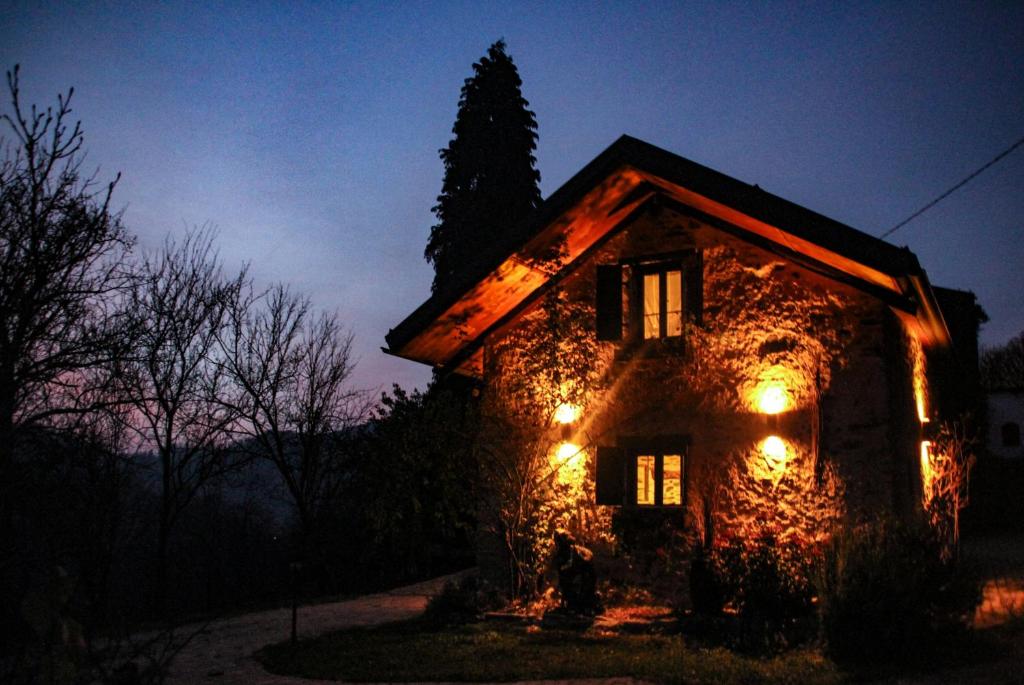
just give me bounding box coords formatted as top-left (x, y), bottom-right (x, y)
top-left (628, 450), bottom-right (686, 508)
top-left (594, 249), bottom-right (701, 346)
top-left (622, 436), bottom-right (688, 509)
top-left (636, 261), bottom-right (685, 341)
top-left (625, 249), bottom-right (702, 348)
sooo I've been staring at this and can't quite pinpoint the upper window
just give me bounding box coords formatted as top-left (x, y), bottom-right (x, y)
top-left (641, 265), bottom-right (683, 339)
top-left (594, 251), bottom-right (702, 343)
top-left (1002, 422), bottom-right (1021, 448)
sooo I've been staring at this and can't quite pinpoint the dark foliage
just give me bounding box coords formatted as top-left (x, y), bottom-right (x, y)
top-left (980, 329), bottom-right (1024, 391)
top-left (425, 40), bottom-right (542, 294)
top-left (610, 508), bottom-right (688, 602)
top-left (422, 574), bottom-right (503, 625)
top-left (816, 521), bottom-right (982, 666)
top-left (324, 380), bottom-right (479, 592)
top-left (0, 64), bottom-right (134, 478)
top-left (551, 531), bottom-right (600, 615)
top-left (688, 545), bottom-right (729, 615)
top-left (688, 534), bottom-right (816, 654)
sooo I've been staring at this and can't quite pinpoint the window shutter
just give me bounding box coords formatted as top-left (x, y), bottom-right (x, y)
top-left (685, 251), bottom-right (703, 325)
top-left (595, 446), bottom-right (626, 505)
top-left (595, 265), bottom-right (622, 341)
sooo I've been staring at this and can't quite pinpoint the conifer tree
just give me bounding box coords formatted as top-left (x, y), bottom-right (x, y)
top-left (425, 40), bottom-right (542, 294)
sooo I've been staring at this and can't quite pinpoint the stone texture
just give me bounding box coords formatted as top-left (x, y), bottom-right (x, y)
top-left (479, 206), bottom-right (925, 570)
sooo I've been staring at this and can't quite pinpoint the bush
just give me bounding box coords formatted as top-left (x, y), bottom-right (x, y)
top-left (688, 534), bottom-right (816, 653)
top-left (688, 545), bottom-right (728, 615)
top-left (422, 575), bottom-right (503, 625)
top-left (690, 534), bottom-right (815, 621)
top-left (816, 521), bottom-right (981, 665)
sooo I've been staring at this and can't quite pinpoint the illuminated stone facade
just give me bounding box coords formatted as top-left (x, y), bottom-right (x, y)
top-left (387, 136), bottom-right (982, 592)
top-left (482, 205), bottom-right (927, 549)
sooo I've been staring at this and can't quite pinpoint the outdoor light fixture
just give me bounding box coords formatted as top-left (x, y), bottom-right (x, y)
top-left (920, 440), bottom-right (934, 498)
top-left (760, 435), bottom-right (788, 465)
top-left (556, 442), bottom-right (581, 464)
top-left (555, 402), bottom-right (579, 425)
top-left (753, 435), bottom-right (790, 483)
top-left (756, 382), bottom-right (790, 415)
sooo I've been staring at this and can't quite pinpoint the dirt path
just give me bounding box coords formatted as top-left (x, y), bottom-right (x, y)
top-left (165, 572), bottom-right (467, 684)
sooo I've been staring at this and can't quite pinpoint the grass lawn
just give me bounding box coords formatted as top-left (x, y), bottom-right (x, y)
top-left (257, 618), bottom-right (842, 684)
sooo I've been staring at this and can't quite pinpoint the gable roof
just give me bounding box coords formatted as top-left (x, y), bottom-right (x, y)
top-left (385, 135), bottom-right (952, 377)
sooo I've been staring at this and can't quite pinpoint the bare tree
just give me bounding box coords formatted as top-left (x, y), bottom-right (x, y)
top-left (980, 330), bottom-right (1024, 391)
top-left (221, 285), bottom-right (366, 542)
top-left (118, 228), bottom-right (245, 614)
top-left (0, 65), bottom-right (133, 471)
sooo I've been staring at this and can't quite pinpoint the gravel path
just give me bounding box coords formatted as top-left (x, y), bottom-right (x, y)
top-left (165, 571), bottom-right (468, 684)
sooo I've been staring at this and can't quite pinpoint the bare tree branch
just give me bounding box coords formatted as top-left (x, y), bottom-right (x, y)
top-left (0, 64), bottom-right (134, 472)
top-left (220, 284), bottom-right (367, 541)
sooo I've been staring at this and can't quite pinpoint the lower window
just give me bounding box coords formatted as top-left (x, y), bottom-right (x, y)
top-left (635, 452), bottom-right (684, 507)
top-left (595, 440), bottom-right (687, 507)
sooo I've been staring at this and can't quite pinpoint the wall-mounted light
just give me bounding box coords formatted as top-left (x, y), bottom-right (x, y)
top-left (555, 402), bottom-right (579, 425)
top-left (556, 441), bottom-right (581, 462)
top-left (756, 382), bottom-right (790, 415)
top-left (920, 440), bottom-right (933, 502)
top-left (761, 435), bottom-right (788, 464)
top-left (753, 435), bottom-right (790, 483)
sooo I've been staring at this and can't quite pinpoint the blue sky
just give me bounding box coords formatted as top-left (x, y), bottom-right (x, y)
top-left (4, 1), bottom-right (1022, 393)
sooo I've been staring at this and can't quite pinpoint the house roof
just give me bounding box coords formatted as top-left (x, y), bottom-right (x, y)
top-left (385, 135), bottom-right (953, 377)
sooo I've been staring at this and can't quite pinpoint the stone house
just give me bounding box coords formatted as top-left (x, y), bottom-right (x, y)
top-left (386, 136), bottom-right (982, 577)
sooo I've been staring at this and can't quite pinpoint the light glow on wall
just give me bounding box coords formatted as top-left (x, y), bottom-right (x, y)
top-left (552, 441), bottom-right (587, 489)
top-left (555, 402), bottom-right (579, 425)
top-left (756, 382), bottom-right (790, 415)
top-left (745, 366), bottom-right (802, 414)
top-left (920, 440), bottom-right (934, 499)
top-left (752, 435), bottom-right (791, 483)
top-left (555, 441), bottom-right (582, 464)
top-left (910, 333), bottom-right (930, 423)
top-left (761, 435), bottom-right (788, 464)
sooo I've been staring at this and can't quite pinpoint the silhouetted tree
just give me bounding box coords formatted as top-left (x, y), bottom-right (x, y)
top-left (351, 383), bottom-right (479, 582)
top-left (980, 330), bottom-right (1024, 391)
top-left (118, 228), bottom-right (246, 615)
top-left (221, 285), bottom-right (367, 548)
top-left (424, 40), bottom-right (542, 293)
top-left (0, 64), bottom-right (133, 472)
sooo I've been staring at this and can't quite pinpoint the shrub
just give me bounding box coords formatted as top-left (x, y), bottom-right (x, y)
top-left (690, 534), bottom-right (815, 622)
top-left (688, 533), bottom-right (816, 653)
top-left (816, 520), bottom-right (981, 665)
top-left (688, 545), bottom-right (728, 615)
top-left (422, 574), bottom-right (503, 625)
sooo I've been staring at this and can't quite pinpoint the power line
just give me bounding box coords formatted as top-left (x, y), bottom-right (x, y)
top-left (879, 133), bottom-right (1024, 240)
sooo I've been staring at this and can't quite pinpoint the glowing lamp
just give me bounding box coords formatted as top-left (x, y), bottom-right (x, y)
top-left (920, 440), bottom-right (933, 500)
top-left (756, 383), bottom-right (789, 415)
top-left (555, 402), bottom-right (579, 425)
top-left (555, 442), bottom-right (581, 464)
top-left (760, 435), bottom-right (788, 465)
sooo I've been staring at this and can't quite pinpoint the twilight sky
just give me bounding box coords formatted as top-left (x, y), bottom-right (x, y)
top-left (4, 1), bottom-right (1022, 395)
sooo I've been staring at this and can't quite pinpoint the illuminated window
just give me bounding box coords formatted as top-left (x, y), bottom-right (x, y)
top-left (595, 441), bottom-right (688, 507)
top-left (663, 454), bottom-right (682, 505)
top-left (593, 253), bottom-right (701, 344)
top-left (641, 267), bottom-right (683, 340)
top-left (633, 451), bottom-right (685, 507)
top-left (636, 455), bottom-right (656, 505)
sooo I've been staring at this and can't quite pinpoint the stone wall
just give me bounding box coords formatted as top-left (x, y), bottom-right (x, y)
top-left (481, 204), bottom-right (923, 568)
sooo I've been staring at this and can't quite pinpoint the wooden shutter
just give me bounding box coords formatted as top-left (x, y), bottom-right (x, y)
top-left (685, 251), bottom-right (703, 325)
top-left (595, 446), bottom-right (626, 505)
top-left (595, 264), bottom-right (622, 341)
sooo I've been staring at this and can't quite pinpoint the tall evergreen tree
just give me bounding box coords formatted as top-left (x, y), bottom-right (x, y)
top-left (425, 40), bottom-right (542, 294)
